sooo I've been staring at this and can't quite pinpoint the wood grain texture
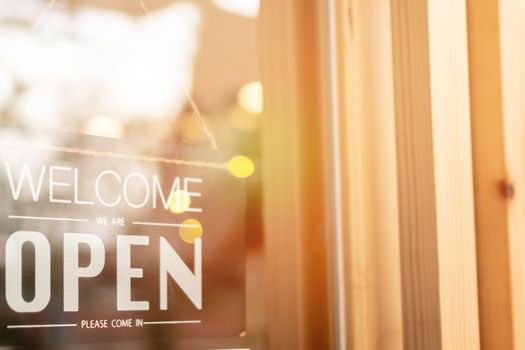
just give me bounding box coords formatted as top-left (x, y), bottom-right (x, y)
top-left (500, 1), bottom-right (525, 348)
top-left (467, 0), bottom-right (515, 348)
top-left (341, 0), bottom-right (404, 349)
top-left (391, 0), bottom-right (442, 348)
top-left (336, 0), bottom-right (381, 347)
top-left (427, 0), bottom-right (480, 348)
top-left (392, 0), bottom-right (480, 348)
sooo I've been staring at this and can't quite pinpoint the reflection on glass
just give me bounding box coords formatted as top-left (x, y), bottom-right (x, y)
top-left (0, 0), bottom-right (264, 349)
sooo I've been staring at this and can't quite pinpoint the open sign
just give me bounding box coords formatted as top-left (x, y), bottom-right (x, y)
top-left (0, 130), bottom-right (246, 346)
top-left (5, 232), bottom-right (202, 313)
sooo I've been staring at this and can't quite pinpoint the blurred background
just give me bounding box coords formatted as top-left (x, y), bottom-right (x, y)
top-left (0, 0), bottom-right (262, 147)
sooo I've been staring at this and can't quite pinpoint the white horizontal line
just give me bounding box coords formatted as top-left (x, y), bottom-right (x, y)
top-left (7, 323), bottom-right (77, 329)
top-left (143, 320), bottom-right (201, 325)
top-left (9, 215), bottom-right (88, 222)
top-left (132, 221), bottom-right (199, 228)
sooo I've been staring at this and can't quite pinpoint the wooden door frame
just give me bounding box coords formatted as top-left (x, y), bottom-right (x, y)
top-left (260, 0), bottom-right (481, 348)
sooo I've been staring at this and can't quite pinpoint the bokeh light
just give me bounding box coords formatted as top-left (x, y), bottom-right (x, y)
top-left (169, 189), bottom-right (192, 214)
top-left (237, 81), bottom-right (263, 114)
top-left (228, 155), bottom-right (255, 178)
top-left (179, 218), bottom-right (203, 244)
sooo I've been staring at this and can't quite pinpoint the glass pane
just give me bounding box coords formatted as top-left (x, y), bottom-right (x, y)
top-left (0, 0), bottom-right (264, 349)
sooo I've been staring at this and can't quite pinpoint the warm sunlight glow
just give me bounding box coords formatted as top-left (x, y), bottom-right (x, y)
top-left (212, 0), bottom-right (260, 18)
top-left (84, 115), bottom-right (124, 138)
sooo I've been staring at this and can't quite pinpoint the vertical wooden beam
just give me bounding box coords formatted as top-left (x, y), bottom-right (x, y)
top-left (391, 2), bottom-right (442, 347)
top-left (391, 0), bottom-right (480, 348)
top-left (500, 1), bottom-right (525, 348)
top-left (260, 0), bottom-right (337, 349)
top-left (259, 3), bottom-right (302, 348)
top-left (467, 0), bottom-right (514, 348)
top-left (359, 2), bottom-right (404, 348)
top-left (427, 1), bottom-right (480, 348)
top-left (295, 1), bottom-right (337, 348)
top-left (339, 0), bottom-right (404, 348)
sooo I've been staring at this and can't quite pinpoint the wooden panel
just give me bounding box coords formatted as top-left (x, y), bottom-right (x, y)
top-left (259, 1), bottom-right (305, 348)
top-left (391, 0), bottom-right (442, 347)
top-left (427, 0), bottom-right (480, 348)
top-left (500, 1), bottom-right (525, 348)
top-left (259, 0), bottom-right (336, 348)
top-left (466, 0), bottom-right (515, 348)
top-left (339, 0), bottom-right (404, 348)
top-left (294, 1), bottom-right (336, 348)
top-left (358, 1), bottom-right (404, 348)
top-left (391, 0), bottom-right (480, 348)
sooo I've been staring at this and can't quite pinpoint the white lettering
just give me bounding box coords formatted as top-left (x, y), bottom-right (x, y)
top-left (160, 237), bottom-right (202, 310)
top-left (95, 170), bottom-right (122, 207)
top-left (5, 163), bottom-right (46, 201)
top-left (123, 173), bottom-right (150, 209)
top-left (152, 175), bottom-right (180, 210)
top-left (5, 231), bottom-right (51, 312)
top-left (117, 235), bottom-right (149, 311)
top-left (49, 166), bottom-right (72, 204)
top-left (184, 177), bottom-right (203, 213)
top-left (74, 168), bottom-right (95, 206)
top-left (63, 233), bottom-right (105, 312)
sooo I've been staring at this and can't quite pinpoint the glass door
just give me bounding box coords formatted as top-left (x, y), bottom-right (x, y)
top-left (0, 1), bottom-right (267, 349)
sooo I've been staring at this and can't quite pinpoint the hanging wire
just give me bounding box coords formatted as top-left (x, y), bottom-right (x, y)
top-left (31, 0), bottom-right (58, 33)
top-left (179, 83), bottom-right (219, 150)
top-left (138, 0), bottom-right (218, 150)
top-left (137, 0), bottom-right (148, 15)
